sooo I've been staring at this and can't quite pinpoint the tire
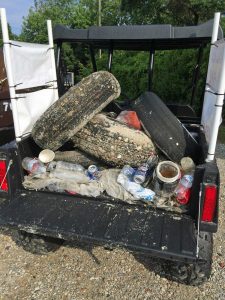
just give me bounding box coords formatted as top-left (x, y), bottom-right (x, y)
top-left (13, 230), bottom-right (63, 255)
top-left (72, 113), bottom-right (155, 167)
top-left (132, 92), bottom-right (200, 163)
top-left (32, 71), bottom-right (121, 150)
top-left (165, 231), bottom-right (213, 286)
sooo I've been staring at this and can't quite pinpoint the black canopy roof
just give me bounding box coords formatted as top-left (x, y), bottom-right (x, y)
top-left (53, 19), bottom-right (223, 50)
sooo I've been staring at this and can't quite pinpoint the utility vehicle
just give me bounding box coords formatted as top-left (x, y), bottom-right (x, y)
top-left (0, 9), bottom-right (224, 285)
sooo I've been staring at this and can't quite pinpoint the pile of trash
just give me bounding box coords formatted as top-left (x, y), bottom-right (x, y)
top-left (21, 71), bottom-right (199, 213)
top-left (22, 142), bottom-right (195, 213)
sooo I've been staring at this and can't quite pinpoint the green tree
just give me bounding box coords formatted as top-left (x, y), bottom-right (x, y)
top-left (0, 24), bottom-right (17, 47)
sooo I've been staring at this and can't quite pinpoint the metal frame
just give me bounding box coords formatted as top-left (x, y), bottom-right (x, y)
top-left (0, 8), bottom-right (21, 140)
top-left (148, 49), bottom-right (155, 91)
top-left (190, 45), bottom-right (204, 106)
top-left (205, 12), bottom-right (224, 162)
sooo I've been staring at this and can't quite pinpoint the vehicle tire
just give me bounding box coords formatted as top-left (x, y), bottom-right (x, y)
top-left (13, 230), bottom-right (63, 255)
top-left (165, 231), bottom-right (213, 286)
top-left (32, 71), bottom-right (121, 150)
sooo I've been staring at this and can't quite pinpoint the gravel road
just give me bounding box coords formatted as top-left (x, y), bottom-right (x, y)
top-left (0, 144), bottom-right (225, 300)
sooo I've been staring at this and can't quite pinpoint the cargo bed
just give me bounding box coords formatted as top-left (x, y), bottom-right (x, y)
top-left (0, 189), bottom-right (198, 262)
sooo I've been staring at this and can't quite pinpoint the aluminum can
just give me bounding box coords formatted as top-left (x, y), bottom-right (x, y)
top-left (87, 165), bottom-right (101, 180)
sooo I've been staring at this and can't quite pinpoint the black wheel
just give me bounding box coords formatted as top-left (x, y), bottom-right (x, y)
top-left (165, 231), bottom-right (213, 286)
top-left (13, 230), bottom-right (63, 255)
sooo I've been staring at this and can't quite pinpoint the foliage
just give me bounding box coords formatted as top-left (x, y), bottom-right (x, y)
top-left (0, 24), bottom-right (17, 47)
top-left (18, 0), bottom-right (225, 116)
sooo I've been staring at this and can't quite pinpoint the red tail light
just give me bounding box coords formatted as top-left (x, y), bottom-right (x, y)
top-left (201, 185), bottom-right (217, 222)
top-left (0, 160), bottom-right (8, 191)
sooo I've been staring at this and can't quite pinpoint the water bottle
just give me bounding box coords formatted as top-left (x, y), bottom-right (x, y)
top-left (117, 167), bottom-right (155, 201)
top-left (175, 174), bottom-right (193, 204)
top-left (48, 161), bottom-right (84, 172)
top-left (120, 165), bottom-right (135, 179)
top-left (134, 155), bottom-right (158, 184)
top-left (133, 163), bottom-right (149, 184)
top-left (49, 168), bottom-right (89, 183)
top-left (22, 157), bottom-right (46, 175)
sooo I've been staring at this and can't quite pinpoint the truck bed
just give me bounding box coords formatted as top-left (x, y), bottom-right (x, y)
top-left (0, 189), bottom-right (197, 262)
top-left (0, 129), bottom-right (219, 262)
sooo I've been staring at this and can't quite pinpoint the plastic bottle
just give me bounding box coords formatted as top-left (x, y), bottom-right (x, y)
top-left (174, 174), bottom-right (193, 204)
top-left (133, 163), bottom-right (149, 184)
top-left (48, 161), bottom-right (85, 172)
top-left (49, 168), bottom-right (89, 183)
top-left (120, 165), bottom-right (136, 179)
top-left (22, 157), bottom-right (46, 175)
top-left (180, 157), bottom-right (195, 174)
top-left (134, 155), bottom-right (158, 184)
top-left (117, 168), bottom-right (155, 201)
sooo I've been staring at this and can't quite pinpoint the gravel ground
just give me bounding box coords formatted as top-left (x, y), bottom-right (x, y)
top-left (0, 144), bottom-right (225, 300)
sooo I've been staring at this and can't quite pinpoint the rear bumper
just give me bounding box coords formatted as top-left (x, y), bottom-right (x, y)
top-left (0, 190), bottom-right (199, 263)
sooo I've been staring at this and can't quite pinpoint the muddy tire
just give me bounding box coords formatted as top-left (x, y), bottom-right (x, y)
top-left (72, 113), bottom-right (156, 167)
top-left (14, 231), bottom-right (63, 255)
top-left (32, 71), bottom-right (121, 150)
top-left (165, 231), bottom-right (213, 286)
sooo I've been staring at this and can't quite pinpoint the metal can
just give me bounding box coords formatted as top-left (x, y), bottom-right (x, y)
top-left (87, 165), bottom-right (101, 180)
top-left (133, 163), bottom-right (149, 184)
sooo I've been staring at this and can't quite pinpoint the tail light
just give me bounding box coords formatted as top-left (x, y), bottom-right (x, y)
top-left (201, 185), bottom-right (217, 222)
top-left (0, 160), bottom-right (8, 191)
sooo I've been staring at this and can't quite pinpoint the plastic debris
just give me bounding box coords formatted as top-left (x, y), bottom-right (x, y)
top-left (48, 161), bottom-right (85, 172)
top-left (116, 110), bottom-right (141, 130)
top-left (99, 169), bottom-right (137, 203)
top-left (175, 174), bottom-right (193, 204)
top-left (117, 166), bottom-right (155, 201)
top-left (22, 157), bottom-right (46, 175)
top-left (49, 168), bottom-right (89, 183)
top-left (180, 157), bottom-right (195, 174)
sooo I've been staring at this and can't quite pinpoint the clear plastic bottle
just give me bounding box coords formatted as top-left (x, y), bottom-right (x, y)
top-left (133, 163), bottom-right (149, 184)
top-left (49, 169), bottom-right (89, 183)
top-left (174, 174), bottom-right (193, 204)
top-left (48, 161), bottom-right (85, 172)
top-left (22, 157), bottom-right (46, 175)
top-left (117, 167), bottom-right (155, 201)
top-left (134, 155), bottom-right (158, 184)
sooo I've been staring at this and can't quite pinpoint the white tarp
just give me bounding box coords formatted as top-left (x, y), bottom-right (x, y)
top-left (206, 39), bottom-right (225, 92)
top-left (4, 40), bottom-right (58, 139)
top-left (201, 39), bottom-right (225, 143)
top-left (9, 40), bottom-right (53, 90)
top-left (14, 88), bottom-right (56, 138)
top-left (201, 91), bottom-right (221, 143)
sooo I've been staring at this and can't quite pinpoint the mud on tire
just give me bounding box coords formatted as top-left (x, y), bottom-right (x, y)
top-left (164, 231), bottom-right (213, 286)
top-left (13, 230), bottom-right (63, 255)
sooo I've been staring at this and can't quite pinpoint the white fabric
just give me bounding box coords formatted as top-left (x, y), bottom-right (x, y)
top-left (9, 40), bottom-right (53, 90)
top-left (14, 88), bottom-right (56, 138)
top-left (206, 39), bottom-right (225, 93)
top-left (4, 40), bottom-right (58, 139)
top-left (201, 92), bottom-right (222, 143)
top-left (201, 39), bottom-right (225, 143)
